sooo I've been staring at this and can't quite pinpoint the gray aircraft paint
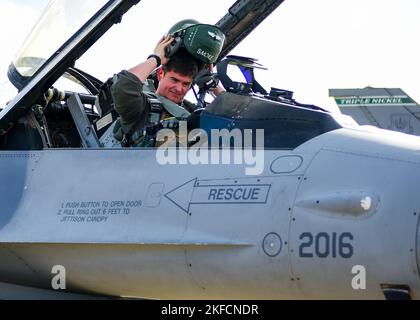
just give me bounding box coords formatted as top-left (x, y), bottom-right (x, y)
top-left (1, 125), bottom-right (420, 299)
top-left (1, 0), bottom-right (419, 300)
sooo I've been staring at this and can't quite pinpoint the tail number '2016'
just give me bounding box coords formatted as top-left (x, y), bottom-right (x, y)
top-left (299, 232), bottom-right (354, 258)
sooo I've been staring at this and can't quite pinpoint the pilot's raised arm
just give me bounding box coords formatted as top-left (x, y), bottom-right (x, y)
top-left (127, 35), bottom-right (173, 84)
top-left (110, 40), bottom-right (198, 147)
top-left (109, 20), bottom-right (226, 148)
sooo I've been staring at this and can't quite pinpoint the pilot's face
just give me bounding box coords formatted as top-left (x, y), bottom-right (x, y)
top-left (156, 70), bottom-right (193, 104)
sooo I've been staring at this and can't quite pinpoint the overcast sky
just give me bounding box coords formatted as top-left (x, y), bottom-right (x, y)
top-left (1, 0), bottom-right (419, 112)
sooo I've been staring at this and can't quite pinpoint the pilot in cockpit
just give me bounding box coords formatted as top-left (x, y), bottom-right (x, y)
top-left (109, 19), bottom-right (225, 148)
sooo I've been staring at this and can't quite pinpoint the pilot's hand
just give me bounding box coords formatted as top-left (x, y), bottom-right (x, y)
top-left (154, 35), bottom-right (173, 66)
top-left (194, 68), bottom-right (219, 91)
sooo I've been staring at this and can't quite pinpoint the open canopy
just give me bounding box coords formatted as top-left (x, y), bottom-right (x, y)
top-left (9, 0), bottom-right (116, 88)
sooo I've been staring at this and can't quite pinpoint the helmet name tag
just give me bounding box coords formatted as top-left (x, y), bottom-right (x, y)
top-left (196, 49), bottom-right (215, 62)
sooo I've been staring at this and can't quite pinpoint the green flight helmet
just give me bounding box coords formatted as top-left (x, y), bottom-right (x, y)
top-left (167, 19), bottom-right (226, 64)
top-left (168, 19), bottom-right (199, 35)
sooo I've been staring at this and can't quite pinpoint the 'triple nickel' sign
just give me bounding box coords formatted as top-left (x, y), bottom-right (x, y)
top-left (335, 96), bottom-right (416, 107)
